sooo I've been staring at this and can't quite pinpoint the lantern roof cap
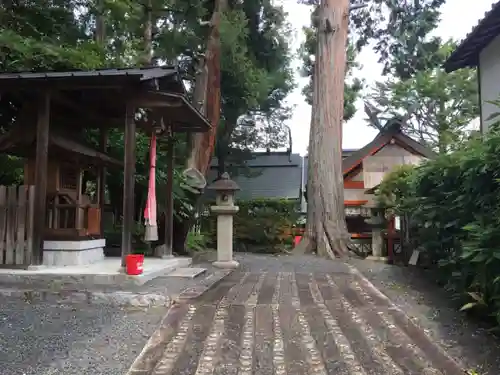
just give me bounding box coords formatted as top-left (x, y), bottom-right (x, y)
top-left (207, 172), bottom-right (240, 191)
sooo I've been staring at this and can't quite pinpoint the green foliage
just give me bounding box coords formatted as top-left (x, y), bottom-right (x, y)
top-left (299, 27), bottom-right (363, 121)
top-left (367, 42), bottom-right (479, 152)
top-left (0, 155), bottom-right (24, 186)
top-left (299, 0), bottom-right (446, 121)
top-left (185, 231), bottom-right (209, 253)
top-left (202, 199), bottom-right (300, 253)
top-left (0, 2), bottom-right (106, 72)
top-left (0, 0), bottom-right (294, 229)
top-left (215, 1), bottom-right (295, 172)
top-left (375, 117), bottom-right (500, 325)
top-left (374, 164), bottom-right (418, 212)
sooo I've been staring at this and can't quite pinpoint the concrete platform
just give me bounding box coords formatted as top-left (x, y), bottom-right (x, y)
top-left (0, 257), bottom-right (192, 287)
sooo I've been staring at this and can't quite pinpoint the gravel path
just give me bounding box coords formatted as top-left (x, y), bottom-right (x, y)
top-left (0, 260), bottom-right (224, 375)
top-left (0, 297), bottom-right (168, 375)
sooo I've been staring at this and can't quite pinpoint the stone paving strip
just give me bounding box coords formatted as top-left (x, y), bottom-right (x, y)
top-left (126, 270), bottom-right (466, 375)
top-left (0, 269), bottom-right (232, 307)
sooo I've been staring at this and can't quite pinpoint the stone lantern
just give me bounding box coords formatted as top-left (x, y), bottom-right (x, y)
top-left (364, 205), bottom-right (388, 262)
top-left (206, 172), bottom-right (240, 269)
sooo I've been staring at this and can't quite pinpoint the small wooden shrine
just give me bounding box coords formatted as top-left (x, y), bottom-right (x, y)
top-left (0, 113), bottom-right (122, 241)
top-left (341, 120), bottom-right (436, 261)
top-left (24, 160), bottom-right (101, 238)
top-left (0, 67), bottom-right (210, 268)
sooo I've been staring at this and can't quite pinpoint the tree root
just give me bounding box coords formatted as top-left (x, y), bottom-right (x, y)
top-left (292, 236), bottom-right (316, 255)
top-left (346, 244), bottom-right (365, 259)
top-left (319, 190), bottom-right (349, 259)
top-left (292, 237), bottom-right (309, 255)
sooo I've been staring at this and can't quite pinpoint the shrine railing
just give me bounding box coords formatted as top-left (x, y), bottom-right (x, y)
top-left (46, 193), bottom-right (101, 237)
top-left (0, 185), bottom-right (35, 268)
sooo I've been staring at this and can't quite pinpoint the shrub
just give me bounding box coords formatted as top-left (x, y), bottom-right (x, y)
top-left (201, 198), bottom-right (300, 253)
top-left (376, 122), bottom-right (500, 325)
top-left (185, 231), bottom-right (209, 253)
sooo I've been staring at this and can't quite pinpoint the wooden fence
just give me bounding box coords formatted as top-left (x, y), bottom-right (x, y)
top-left (0, 185), bottom-right (35, 267)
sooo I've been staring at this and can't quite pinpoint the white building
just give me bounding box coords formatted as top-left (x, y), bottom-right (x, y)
top-left (444, 1), bottom-right (500, 133)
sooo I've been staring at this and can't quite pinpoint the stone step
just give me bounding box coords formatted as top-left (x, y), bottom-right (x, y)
top-left (166, 267), bottom-right (207, 279)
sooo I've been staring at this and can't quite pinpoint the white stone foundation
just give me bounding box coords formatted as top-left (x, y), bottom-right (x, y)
top-left (43, 239), bottom-right (106, 267)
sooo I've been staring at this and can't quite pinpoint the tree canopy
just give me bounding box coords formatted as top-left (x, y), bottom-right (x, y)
top-left (299, 0), bottom-right (446, 78)
top-left (366, 42), bottom-right (479, 152)
top-left (300, 0), bottom-right (478, 154)
top-left (300, 24), bottom-right (363, 121)
top-left (0, 0), bottom-right (295, 252)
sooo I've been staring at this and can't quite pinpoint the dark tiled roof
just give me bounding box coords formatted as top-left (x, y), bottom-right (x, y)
top-left (301, 149), bottom-right (358, 188)
top-left (0, 66), bottom-right (185, 93)
top-left (211, 152), bottom-right (302, 168)
top-left (444, 1), bottom-right (500, 72)
top-left (207, 152), bottom-right (304, 200)
top-left (0, 66), bottom-right (178, 81)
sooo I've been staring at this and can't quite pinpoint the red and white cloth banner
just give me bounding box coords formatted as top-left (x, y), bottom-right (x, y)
top-left (144, 133), bottom-right (157, 226)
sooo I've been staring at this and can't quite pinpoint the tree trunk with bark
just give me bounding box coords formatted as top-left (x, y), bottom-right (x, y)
top-left (174, 0), bottom-right (227, 254)
top-left (186, 0), bottom-right (227, 175)
top-left (300, 0), bottom-right (351, 259)
top-left (141, 0), bottom-right (153, 66)
top-left (95, 0), bottom-right (106, 45)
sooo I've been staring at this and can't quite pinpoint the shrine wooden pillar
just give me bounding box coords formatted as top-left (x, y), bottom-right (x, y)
top-left (387, 214), bottom-right (395, 264)
top-left (121, 104), bottom-right (136, 268)
top-left (98, 128), bottom-right (108, 235)
top-left (75, 168), bottom-right (84, 235)
top-left (164, 130), bottom-right (174, 257)
top-left (31, 92), bottom-right (51, 266)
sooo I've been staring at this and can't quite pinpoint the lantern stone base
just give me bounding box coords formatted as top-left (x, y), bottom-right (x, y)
top-left (213, 260), bottom-right (240, 269)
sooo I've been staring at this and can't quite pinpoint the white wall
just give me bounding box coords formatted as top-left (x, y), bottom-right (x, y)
top-left (479, 33), bottom-right (500, 132)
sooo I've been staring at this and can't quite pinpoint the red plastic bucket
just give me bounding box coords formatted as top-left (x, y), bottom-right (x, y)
top-left (126, 254), bottom-right (144, 275)
top-left (294, 235), bottom-right (302, 247)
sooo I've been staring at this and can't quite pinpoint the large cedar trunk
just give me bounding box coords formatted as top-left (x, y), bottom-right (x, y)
top-left (141, 0), bottom-right (153, 66)
top-left (95, 0), bottom-right (106, 45)
top-left (301, 0), bottom-right (350, 259)
top-left (186, 0), bottom-right (227, 174)
top-left (172, 0), bottom-right (226, 254)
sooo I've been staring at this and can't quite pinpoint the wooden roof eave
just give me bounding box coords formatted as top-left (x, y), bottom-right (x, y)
top-left (0, 66), bottom-right (179, 92)
top-left (0, 130), bottom-right (122, 167)
top-left (392, 133), bottom-right (437, 159)
top-left (342, 127), bottom-right (435, 178)
top-left (342, 132), bottom-right (391, 177)
top-left (443, 2), bottom-right (500, 72)
top-left (49, 134), bottom-right (123, 167)
top-left (132, 90), bottom-right (211, 133)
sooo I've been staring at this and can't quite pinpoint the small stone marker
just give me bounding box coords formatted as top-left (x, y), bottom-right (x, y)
top-left (167, 267), bottom-right (207, 278)
top-left (408, 249), bottom-right (420, 266)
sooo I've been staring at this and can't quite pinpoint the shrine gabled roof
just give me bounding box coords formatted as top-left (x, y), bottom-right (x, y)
top-left (341, 122), bottom-right (436, 177)
top-left (443, 1), bottom-right (500, 72)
